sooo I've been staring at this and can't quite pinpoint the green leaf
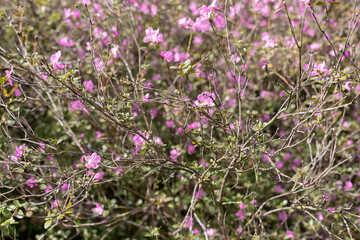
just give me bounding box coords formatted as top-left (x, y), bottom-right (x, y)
top-left (74, 219), bottom-right (81, 226)
top-left (0, 76), bottom-right (8, 84)
top-left (26, 211), bottom-right (33, 217)
top-left (13, 168), bottom-right (24, 173)
top-left (44, 219), bottom-right (52, 229)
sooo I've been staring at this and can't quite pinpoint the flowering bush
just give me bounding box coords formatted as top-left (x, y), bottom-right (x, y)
top-left (1, 0), bottom-right (360, 239)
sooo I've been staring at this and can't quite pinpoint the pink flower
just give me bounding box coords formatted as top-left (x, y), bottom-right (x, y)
top-left (184, 216), bottom-right (193, 229)
top-left (5, 69), bottom-right (13, 86)
top-left (278, 212), bottom-right (286, 221)
top-left (95, 131), bottom-right (102, 139)
top-left (198, 5), bottom-right (213, 22)
top-left (39, 142), bottom-right (46, 152)
top-left (41, 73), bottom-right (48, 80)
top-left (73, 9), bottom-right (80, 18)
top-left (50, 51), bottom-right (65, 70)
top-left (61, 183), bottom-right (69, 191)
top-left (310, 61), bottom-right (330, 76)
top-left (88, 171), bottom-right (104, 180)
top-left (274, 185), bottom-right (283, 194)
top-left (10, 144), bottom-right (26, 161)
top-left (44, 185), bottom-right (52, 193)
top-left (235, 211), bottom-right (246, 220)
top-left (94, 57), bottom-right (104, 72)
top-left (160, 51), bottom-right (173, 62)
top-left (188, 144), bottom-right (195, 154)
top-left (114, 168), bottom-right (123, 175)
top-left (344, 181), bottom-right (353, 190)
top-left (286, 231), bottom-right (296, 238)
top-left (83, 80), bottom-right (94, 93)
top-left (206, 228), bottom-right (215, 236)
top-left (154, 137), bottom-right (163, 145)
top-left (170, 149), bottom-right (180, 161)
top-left (82, 0), bottom-right (91, 6)
top-left (133, 132), bottom-right (149, 150)
top-left (142, 93), bottom-right (151, 103)
top-left (85, 153), bottom-right (101, 169)
top-left (195, 188), bottom-right (207, 199)
top-left (64, 8), bottom-right (72, 18)
top-left (51, 200), bottom-right (60, 209)
top-left (194, 92), bottom-right (216, 107)
top-left (210, 0), bottom-right (220, 10)
top-left (69, 100), bottom-right (89, 114)
top-left (26, 177), bottom-right (37, 187)
top-left (143, 27), bottom-right (163, 44)
top-left (328, 207), bottom-right (335, 215)
top-left (150, 5), bottom-right (158, 16)
top-left (318, 213), bottom-right (324, 222)
top-left (59, 37), bottom-right (75, 47)
top-left (93, 202), bottom-right (104, 215)
top-left (111, 45), bottom-right (120, 58)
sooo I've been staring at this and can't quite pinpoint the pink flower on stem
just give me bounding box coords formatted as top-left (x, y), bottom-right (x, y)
top-left (51, 200), bottom-right (60, 209)
top-left (41, 73), bottom-right (48, 80)
top-left (184, 216), bottom-right (193, 229)
top-left (88, 171), bottom-right (104, 180)
top-left (44, 185), bottom-right (52, 193)
top-left (143, 27), bottom-right (163, 44)
top-left (39, 142), bottom-right (46, 152)
top-left (344, 181), bottom-right (353, 190)
top-left (194, 92), bottom-right (216, 107)
top-left (328, 207), bottom-right (335, 215)
top-left (5, 69), bottom-right (13, 86)
top-left (85, 153), bottom-right (101, 169)
top-left (93, 202), bottom-right (104, 215)
top-left (198, 5), bottom-right (213, 22)
top-left (61, 183), bottom-right (69, 191)
top-left (59, 37), bottom-right (75, 47)
top-left (83, 80), bottom-right (94, 93)
top-left (133, 132), bottom-right (149, 150)
top-left (310, 61), bottom-right (330, 76)
top-left (114, 168), bottom-right (123, 175)
top-left (82, 0), bottom-right (91, 6)
top-left (69, 100), bottom-right (89, 114)
top-left (95, 131), bottom-right (102, 139)
top-left (50, 51), bottom-right (65, 70)
top-left (142, 93), bottom-right (151, 103)
top-left (286, 231), bottom-right (296, 238)
top-left (206, 228), bottom-right (216, 236)
top-left (93, 58), bottom-right (104, 72)
top-left (10, 144), bottom-right (27, 161)
top-left (64, 8), bottom-right (72, 18)
top-left (235, 211), bottom-right (246, 220)
top-left (195, 188), bottom-right (207, 199)
top-left (26, 177), bottom-right (37, 187)
top-left (160, 51), bottom-right (173, 62)
top-left (170, 149), bottom-right (180, 161)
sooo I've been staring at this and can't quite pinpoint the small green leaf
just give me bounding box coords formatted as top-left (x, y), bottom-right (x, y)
top-left (0, 76), bottom-right (8, 84)
top-left (44, 219), bottom-right (52, 229)
top-left (13, 168), bottom-right (24, 173)
top-left (26, 211), bottom-right (33, 217)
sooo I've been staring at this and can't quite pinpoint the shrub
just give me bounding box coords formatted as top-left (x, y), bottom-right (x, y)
top-left (1, 0), bottom-right (360, 239)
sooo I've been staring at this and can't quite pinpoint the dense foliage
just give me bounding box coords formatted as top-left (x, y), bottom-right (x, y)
top-left (1, 0), bottom-right (360, 239)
